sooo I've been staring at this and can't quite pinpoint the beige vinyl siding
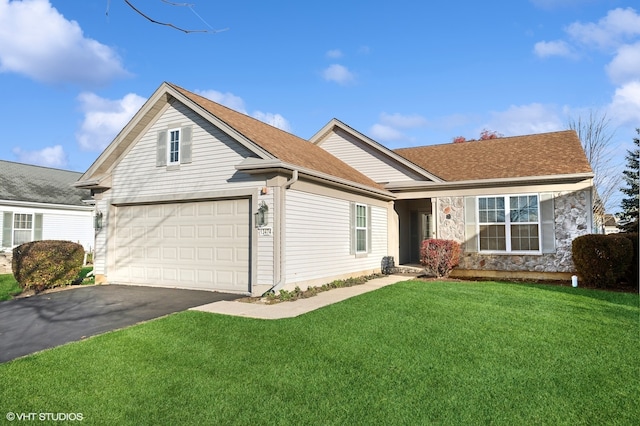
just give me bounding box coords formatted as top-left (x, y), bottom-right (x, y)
top-left (93, 198), bottom-right (109, 274)
top-left (112, 102), bottom-right (262, 199)
top-left (319, 130), bottom-right (425, 184)
top-left (285, 190), bottom-right (387, 285)
top-left (256, 192), bottom-right (274, 286)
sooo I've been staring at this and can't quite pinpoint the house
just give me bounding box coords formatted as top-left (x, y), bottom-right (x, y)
top-left (0, 160), bottom-right (94, 273)
top-left (602, 214), bottom-right (620, 234)
top-left (75, 82), bottom-right (595, 295)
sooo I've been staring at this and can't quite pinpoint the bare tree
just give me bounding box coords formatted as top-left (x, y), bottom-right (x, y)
top-left (567, 109), bottom-right (621, 213)
top-left (107, 0), bottom-right (228, 34)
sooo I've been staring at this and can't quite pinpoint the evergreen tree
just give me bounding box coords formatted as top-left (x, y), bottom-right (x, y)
top-left (619, 129), bottom-right (639, 233)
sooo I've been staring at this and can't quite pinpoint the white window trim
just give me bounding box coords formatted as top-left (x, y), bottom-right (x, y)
top-left (477, 194), bottom-right (541, 255)
top-left (168, 128), bottom-right (181, 165)
top-left (13, 213), bottom-right (34, 246)
top-left (355, 203), bottom-right (368, 254)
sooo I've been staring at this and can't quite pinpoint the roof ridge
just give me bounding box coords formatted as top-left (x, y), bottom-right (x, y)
top-left (0, 159), bottom-right (83, 175)
top-left (394, 129), bottom-right (577, 151)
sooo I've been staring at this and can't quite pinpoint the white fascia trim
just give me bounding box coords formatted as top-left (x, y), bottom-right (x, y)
top-left (310, 118), bottom-right (443, 183)
top-left (236, 158), bottom-right (396, 201)
top-left (0, 199), bottom-right (94, 212)
top-left (385, 172), bottom-right (595, 191)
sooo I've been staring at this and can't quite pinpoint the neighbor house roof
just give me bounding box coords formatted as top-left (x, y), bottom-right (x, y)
top-left (168, 83), bottom-right (384, 190)
top-left (0, 160), bottom-right (90, 206)
top-left (394, 130), bottom-right (592, 181)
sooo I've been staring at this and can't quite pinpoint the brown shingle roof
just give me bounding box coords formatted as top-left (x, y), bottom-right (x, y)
top-left (394, 131), bottom-right (592, 181)
top-left (168, 83), bottom-right (383, 190)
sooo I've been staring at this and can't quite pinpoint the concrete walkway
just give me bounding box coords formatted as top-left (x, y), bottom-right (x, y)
top-left (191, 274), bottom-right (416, 319)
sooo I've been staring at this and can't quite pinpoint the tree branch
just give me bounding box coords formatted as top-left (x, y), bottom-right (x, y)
top-left (123, 0), bottom-right (226, 34)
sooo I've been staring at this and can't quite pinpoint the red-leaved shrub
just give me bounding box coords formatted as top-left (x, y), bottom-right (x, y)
top-left (420, 239), bottom-right (461, 278)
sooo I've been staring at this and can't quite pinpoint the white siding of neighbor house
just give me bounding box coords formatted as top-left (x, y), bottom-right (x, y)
top-left (0, 204), bottom-right (93, 251)
top-left (318, 130), bottom-right (425, 184)
top-left (285, 189), bottom-right (387, 286)
top-left (111, 101), bottom-right (263, 199)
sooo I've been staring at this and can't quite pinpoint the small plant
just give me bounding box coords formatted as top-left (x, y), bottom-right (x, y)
top-left (263, 274), bottom-right (383, 304)
top-left (420, 239), bottom-right (461, 278)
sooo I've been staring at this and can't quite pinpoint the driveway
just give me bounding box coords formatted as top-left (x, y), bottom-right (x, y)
top-left (0, 285), bottom-right (241, 363)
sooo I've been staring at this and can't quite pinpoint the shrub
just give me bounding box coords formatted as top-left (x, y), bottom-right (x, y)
top-left (12, 240), bottom-right (85, 293)
top-left (572, 234), bottom-right (633, 288)
top-left (619, 233), bottom-right (638, 290)
top-left (420, 239), bottom-right (461, 278)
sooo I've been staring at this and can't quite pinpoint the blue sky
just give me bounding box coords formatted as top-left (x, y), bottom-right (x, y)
top-left (1, 0), bottom-right (638, 211)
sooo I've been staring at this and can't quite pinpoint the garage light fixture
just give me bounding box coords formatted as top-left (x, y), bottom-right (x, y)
top-left (94, 211), bottom-right (103, 230)
top-left (255, 201), bottom-right (269, 227)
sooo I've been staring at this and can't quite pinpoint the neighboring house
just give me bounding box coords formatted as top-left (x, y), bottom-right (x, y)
top-left (75, 82), bottom-right (595, 296)
top-left (0, 161), bottom-right (94, 273)
top-left (602, 214), bottom-right (620, 234)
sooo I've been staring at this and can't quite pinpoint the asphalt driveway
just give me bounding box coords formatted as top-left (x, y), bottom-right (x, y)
top-left (0, 285), bottom-right (241, 363)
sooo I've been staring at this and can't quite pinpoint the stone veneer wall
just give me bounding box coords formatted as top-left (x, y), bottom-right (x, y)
top-left (437, 191), bottom-right (590, 274)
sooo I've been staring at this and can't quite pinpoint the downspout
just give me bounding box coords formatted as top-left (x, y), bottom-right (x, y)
top-left (263, 170), bottom-right (298, 295)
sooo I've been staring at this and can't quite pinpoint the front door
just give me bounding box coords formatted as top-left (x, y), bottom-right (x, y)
top-left (410, 211), bottom-right (432, 263)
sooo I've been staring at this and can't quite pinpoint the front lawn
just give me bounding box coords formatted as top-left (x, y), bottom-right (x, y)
top-left (0, 274), bottom-right (20, 301)
top-left (1, 280), bottom-right (638, 425)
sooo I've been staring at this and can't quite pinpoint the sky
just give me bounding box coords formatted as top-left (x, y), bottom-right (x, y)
top-left (0, 0), bottom-right (638, 212)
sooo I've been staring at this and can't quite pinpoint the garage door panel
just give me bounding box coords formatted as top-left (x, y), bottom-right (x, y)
top-left (112, 199), bottom-right (250, 292)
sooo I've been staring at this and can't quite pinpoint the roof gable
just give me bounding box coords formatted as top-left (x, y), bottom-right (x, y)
top-left (310, 118), bottom-right (442, 183)
top-left (394, 131), bottom-right (593, 182)
top-left (77, 82), bottom-right (383, 192)
top-left (0, 160), bottom-right (90, 206)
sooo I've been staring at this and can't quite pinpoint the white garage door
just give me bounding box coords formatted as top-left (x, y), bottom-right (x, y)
top-left (111, 199), bottom-right (250, 293)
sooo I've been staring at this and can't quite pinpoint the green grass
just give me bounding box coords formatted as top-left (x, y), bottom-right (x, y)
top-left (0, 274), bottom-right (20, 301)
top-left (1, 280), bottom-right (638, 425)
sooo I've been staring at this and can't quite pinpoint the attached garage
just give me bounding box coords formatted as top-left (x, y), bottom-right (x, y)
top-left (110, 198), bottom-right (250, 293)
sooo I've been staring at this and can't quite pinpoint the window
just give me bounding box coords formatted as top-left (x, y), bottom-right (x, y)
top-left (478, 195), bottom-right (539, 252)
top-left (355, 203), bottom-right (368, 253)
top-left (168, 129), bottom-right (180, 164)
top-left (13, 213), bottom-right (33, 246)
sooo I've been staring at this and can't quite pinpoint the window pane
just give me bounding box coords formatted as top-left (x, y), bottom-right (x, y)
top-left (356, 229), bottom-right (366, 252)
top-left (511, 224), bottom-right (539, 251)
top-left (356, 205), bottom-right (367, 227)
top-left (479, 225), bottom-right (506, 251)
top-left (13, 230), bottom-right (31, 246)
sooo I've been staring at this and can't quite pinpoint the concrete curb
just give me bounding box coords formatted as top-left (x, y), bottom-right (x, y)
top-left (190, 274), bottom-right (416, 319)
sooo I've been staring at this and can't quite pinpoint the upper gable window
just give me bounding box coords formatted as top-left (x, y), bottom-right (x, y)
top-left (168, 129), bottom-right (180, 164)
top-left (156, 126), bottom-right (192, 168)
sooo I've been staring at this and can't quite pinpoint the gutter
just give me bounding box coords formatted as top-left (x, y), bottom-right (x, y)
top-left (263, 170), bottom-right (299, 296)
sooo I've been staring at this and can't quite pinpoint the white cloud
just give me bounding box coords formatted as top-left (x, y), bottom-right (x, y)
top-left (326, 49), bottom-right (343, 59)
top-left (606, 42), bottom-right (640, 85)
top-left (566, 7), bottom-right (640, 50)
top-left (608, 81), bottom-right (640, 126)
top-left (322, 64), bottom-right (355, 85)
top-left (12, 145), bottom-right (67, 168)
top-left (533, 40), bottom-right (575, 58)
top-left (486, 103), bottom-right (564, 136)
top-left (379, 112), bottom-right (428, 128)
top-left (0, 0), bottom-right (129, 86)
top-left (196, 89), bottom-right (247, 114)
top-left (252, 111), bottom-right (291, 132)
top-left (76, 92), bottom-right (146, 151)
top-left (368, 124), bottom-right (407, 142)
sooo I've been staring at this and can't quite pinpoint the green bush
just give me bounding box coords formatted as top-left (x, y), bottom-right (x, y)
top-left (572, 234), bottom-right (633, 288)
top-left (619, 233), bottom-right (638, 290)
top-left (12, 240), bottom-right (85, 292)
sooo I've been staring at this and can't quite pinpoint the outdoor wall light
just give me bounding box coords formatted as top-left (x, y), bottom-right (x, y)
top-left (255, 201), bottom-right (269, 227)
top-left (94, 211), bottom-right (103, 230)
